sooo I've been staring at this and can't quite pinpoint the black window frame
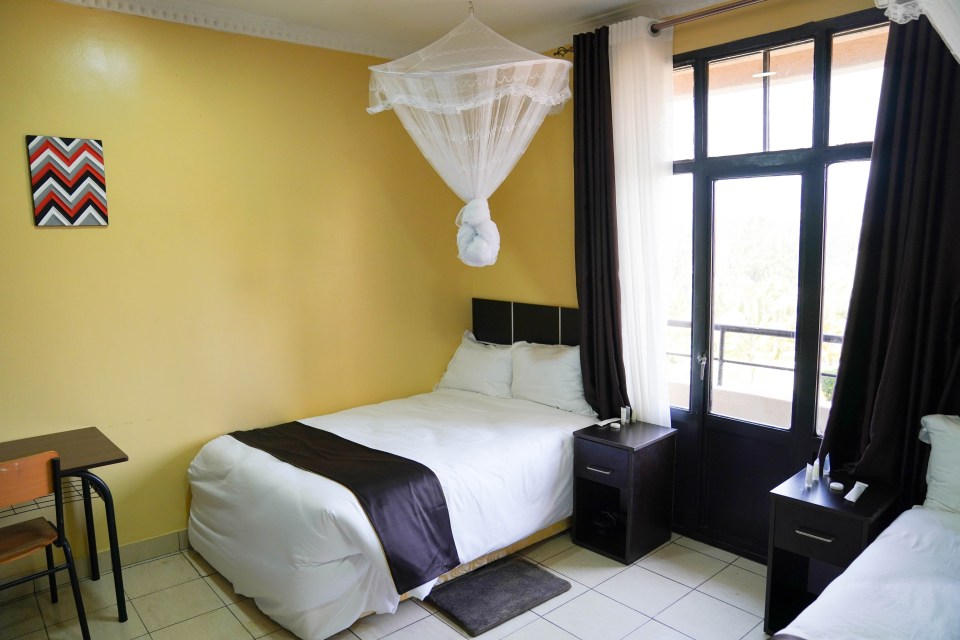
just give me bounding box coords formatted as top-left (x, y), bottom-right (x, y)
top-left (671, 8), bottom-right (889, 442)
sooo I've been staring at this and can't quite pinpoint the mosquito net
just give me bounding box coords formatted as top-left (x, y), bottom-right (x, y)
top-left (368, 14), bottom-right (572, 267)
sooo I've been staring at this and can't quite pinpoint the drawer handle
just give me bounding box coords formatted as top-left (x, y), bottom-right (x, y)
top-left (795, 528), bottom-right (835, 544)
top-left (586, 466), bottom-right (613, 475)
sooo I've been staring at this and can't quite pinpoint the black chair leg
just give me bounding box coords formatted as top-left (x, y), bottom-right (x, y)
top-left (45, 544), bottom-right (58, 603)
top-left (61, 539), bottom-right (90, 640)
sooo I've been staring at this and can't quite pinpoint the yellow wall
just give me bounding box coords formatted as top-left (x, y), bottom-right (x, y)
top-left (0, 0), bottom-right (470, 548)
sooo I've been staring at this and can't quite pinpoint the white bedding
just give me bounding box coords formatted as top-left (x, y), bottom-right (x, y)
top-left (777, 506), bottom-right (960, 639)
top-left (187, 389), bottom-right (595, 640)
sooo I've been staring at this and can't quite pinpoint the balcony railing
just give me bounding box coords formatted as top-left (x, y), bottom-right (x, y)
top-left (666, 319), bottom-right (842, 386)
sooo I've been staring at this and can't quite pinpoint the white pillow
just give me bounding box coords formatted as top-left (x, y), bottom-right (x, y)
top-left (919, 414), bottom-right (960, 514)
top-left (511, 342), bottom-right (597, 417)
top-left (437, 331), bottom-right (512, 398)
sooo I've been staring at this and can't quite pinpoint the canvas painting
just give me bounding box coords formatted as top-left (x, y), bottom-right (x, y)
top-left (26, 135), bottom-right (107, 227)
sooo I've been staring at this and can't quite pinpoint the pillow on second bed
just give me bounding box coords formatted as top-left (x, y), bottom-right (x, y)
top-left (511, 342), bottom-right (597, 417)
top-left (919, 414), bottom-right (960, 514)
top-left (437, 331), bottom-right (513, 398)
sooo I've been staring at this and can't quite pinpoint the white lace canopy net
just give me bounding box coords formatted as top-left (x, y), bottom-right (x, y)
top-left (368, 14), bottom-right (572, 267)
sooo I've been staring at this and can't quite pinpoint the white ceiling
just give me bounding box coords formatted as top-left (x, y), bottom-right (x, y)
top-left (59, 0), bottom-right (720, 59)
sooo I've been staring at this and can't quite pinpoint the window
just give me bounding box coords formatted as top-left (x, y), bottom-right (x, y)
top-left (669, 17), bottom-right (889, 434)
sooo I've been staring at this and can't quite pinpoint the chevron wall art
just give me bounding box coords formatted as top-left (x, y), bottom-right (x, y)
top-left (26, 135), bottom-right (108, 227)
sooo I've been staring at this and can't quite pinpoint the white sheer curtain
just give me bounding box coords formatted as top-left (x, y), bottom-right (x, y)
top-left (609, 18), bottom-right (674, 427)
top-left (876, 0), bottom-right (960, 63)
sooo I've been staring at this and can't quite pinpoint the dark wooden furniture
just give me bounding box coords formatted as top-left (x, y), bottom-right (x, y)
top-left (572, 422), bottom-right (677, 564)
top-left (472, 298), bottom-right (579, 346)
top-left (0, 427), bottom-right (129, 622)
top-left (764, 468), bottom-right (898, 634)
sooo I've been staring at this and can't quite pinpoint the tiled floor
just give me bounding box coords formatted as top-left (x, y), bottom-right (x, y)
top-left (0, 534), bottom-right (770, 640)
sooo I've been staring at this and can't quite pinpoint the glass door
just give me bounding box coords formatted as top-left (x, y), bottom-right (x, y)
top-left (710, 175), bottom-right (802, 429)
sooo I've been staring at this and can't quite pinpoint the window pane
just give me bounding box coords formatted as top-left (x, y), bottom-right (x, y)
top-left (708, 53), bottom-right (763, 156)
top-left (673, 66), bottom-right (695, 160)
top-left (817, 162), bottom-right (869, 434)
top-left (768, 41), bottom-right (814, 151)
top-left (711, 175), bottom-right (802, 429)
top-left (666, 173), bottom-right (693, 409)
top-left (830, 24), bottom-right (890, 145)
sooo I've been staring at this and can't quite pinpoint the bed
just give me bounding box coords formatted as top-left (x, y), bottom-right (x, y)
top-left (187, 299), bottom-right (597, 640)
top-left (773, 414), bottom-right (960, 640)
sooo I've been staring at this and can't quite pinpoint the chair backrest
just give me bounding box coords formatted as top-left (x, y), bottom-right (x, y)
top-left (0, 451), bottom-right (58, 508)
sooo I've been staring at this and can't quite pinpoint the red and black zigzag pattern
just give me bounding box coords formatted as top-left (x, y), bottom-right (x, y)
top-left (27, 135), bottom-right (108, 227)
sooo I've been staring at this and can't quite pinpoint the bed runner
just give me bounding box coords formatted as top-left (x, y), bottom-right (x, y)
top-left (229, 422), bottom-right (461, 594)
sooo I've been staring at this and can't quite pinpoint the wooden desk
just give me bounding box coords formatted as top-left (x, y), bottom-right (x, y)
top-left (0, 427), bottom-right (129, 622)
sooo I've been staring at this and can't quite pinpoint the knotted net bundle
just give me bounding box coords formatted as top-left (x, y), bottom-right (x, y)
top-left (369, 14), bottom-right (572, 266)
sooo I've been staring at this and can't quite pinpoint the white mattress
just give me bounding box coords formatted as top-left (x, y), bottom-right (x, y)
top-left (778, 506), bottom-right (960, 639)
top-left (187, 389), bottom-right (596, 640)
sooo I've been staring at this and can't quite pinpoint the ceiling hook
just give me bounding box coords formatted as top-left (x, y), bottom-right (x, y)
top-left (468, 1), bottom-right (475, 15)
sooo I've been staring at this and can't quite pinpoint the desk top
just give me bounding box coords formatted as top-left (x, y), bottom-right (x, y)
top-left (0, 427), bottom-right (128, 475)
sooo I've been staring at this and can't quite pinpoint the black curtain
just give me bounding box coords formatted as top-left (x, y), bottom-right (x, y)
top-left (572, 27), bottom-right (631, 420)
top-left (820, 16), bottom-right (960, 508)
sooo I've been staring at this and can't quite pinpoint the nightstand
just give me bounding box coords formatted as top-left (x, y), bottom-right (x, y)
top-left (764, 468), bottom-right (899, 634)
top-left (572, 422), bottom-right (676, 564)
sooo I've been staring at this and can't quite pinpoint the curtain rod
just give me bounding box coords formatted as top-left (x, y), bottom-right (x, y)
top-left (650, 0), bottom-right (768, 33)
top-left (553, 0), bottom-right (768, 56)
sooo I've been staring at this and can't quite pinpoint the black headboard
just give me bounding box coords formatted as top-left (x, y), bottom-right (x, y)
top-left (472, 298), bottom-right (579, 346)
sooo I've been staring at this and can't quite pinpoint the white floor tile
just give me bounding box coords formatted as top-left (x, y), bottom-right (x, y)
top-left (229, 598), bottom-right (281, 637)
top-left (181, 550), bottom-right (216, 577)
top-left (37, 574), bottom-right (127, 625)
top-left (528, 568), bottom-right (588, 616)
top-left (544, 591), bottom-right (648, 640)
top-left (503, 618), bottom-right (579, 640)
top-left (46, 604), bottom-right (146, 640)
top-left (350, 599), bottom-right (430, 640)
top-left (130, 578), bottom-right (224, 632)
top-left (697, 566), bottom-right (766, 617)
top-left (435, 609), bottom-right (537, 639)
top-left (673, 539), bottom-right (738, 564)
top-left (122, 554), bottom-right (200, 599)
top-left (381, 615), bottom-right (463, 640)
top-left (324, 630), bottom-right (360, 640)
top-left (541, 546), bottom-right (627, 588)
top-left (637, 544), bottom-right (727, 588)
top-left (732, 558), bottom-right (767, 579)
top-left (655, 591), bottom-right (760, 640)
top-left (0, 596), bottom-right (45, 640)
top-left (0, 582), bottom-right (35, 606)
top-left (624, 620), bottom-right (693, 640)
top-left (519, 534), bottom-right (574, 563)
top-left (595, 565), bottom-right (692, 618)
top-left (740, 622), bottom-right (770, 639)
top-left (204, 574), bottom-right (245, 606)
top-left (150, 607), bottom-right (252, 640)
top-left (10, 631), bottom-right (49, 640)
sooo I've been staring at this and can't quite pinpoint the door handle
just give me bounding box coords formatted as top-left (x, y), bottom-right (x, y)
top-left (697, 353), bottom-right (708, 381)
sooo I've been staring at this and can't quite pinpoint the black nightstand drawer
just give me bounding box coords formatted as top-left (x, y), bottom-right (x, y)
top-left (774, 500), bottom-right (862, 567)
top-left (574, 438), bottom-right (628, 488)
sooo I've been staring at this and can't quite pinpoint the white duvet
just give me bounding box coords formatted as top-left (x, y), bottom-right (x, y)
top-left (187, 389), bottom-right (595, 640)
top-left (778, 506), bottom-right (960, 639)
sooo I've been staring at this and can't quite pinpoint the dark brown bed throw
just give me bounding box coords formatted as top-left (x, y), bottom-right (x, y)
top-left (229, 421), bottom-right (461, 594)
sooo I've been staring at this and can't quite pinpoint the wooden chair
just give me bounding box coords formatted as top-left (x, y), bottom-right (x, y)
top-left (0, 451), bottom-right (90, 640)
